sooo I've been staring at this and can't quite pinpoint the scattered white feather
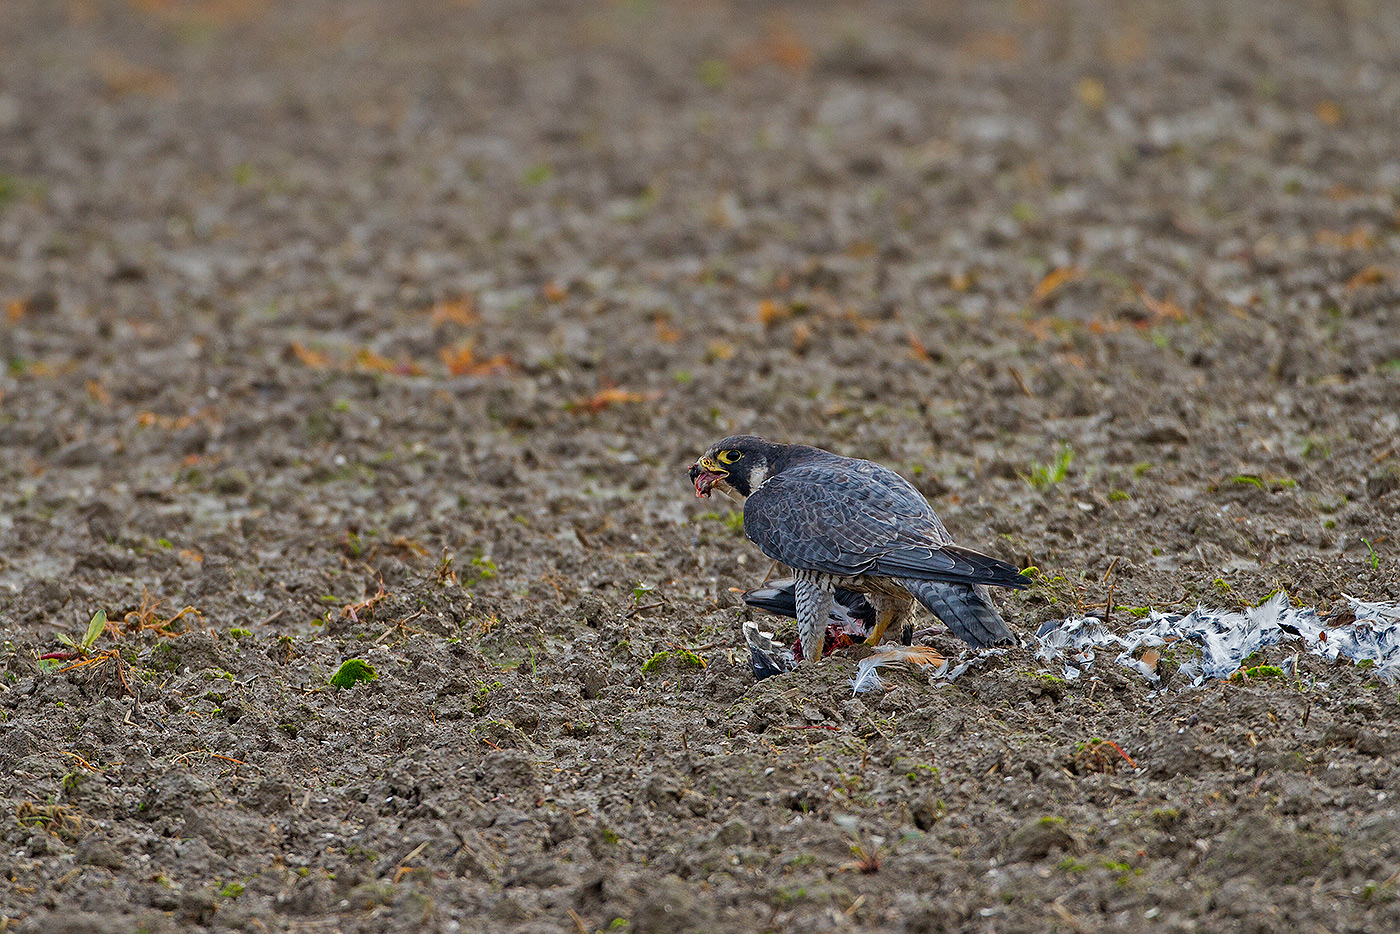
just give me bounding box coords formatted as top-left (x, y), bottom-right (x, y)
top-left (850, 645), bottom-right (946, 694)
top-left (1035, 593), bottom-right (1400, 685)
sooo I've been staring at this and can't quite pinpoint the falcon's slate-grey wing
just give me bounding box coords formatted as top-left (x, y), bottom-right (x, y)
top-left (743, 465), bottom-right (1025, 589)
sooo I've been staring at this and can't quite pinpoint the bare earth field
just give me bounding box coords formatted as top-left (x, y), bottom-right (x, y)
top-left (3, 1), bottom-right (1400, 931)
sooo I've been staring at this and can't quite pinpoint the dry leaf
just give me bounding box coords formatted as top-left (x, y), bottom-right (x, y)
top-left (570, 387), bottom-right (657, 414)
top-left (1316, 227), bottom-right (1373, 250)
top-left (1076, 76), bottom-right (1107, 109)
top-left (1137, 290), bottom-right (1185, 324)
top-left (791, 321), bottom-right (811, 353)
top-left (441, 341), bottom-right (512, 377)
top-left (1345, 266), bottom-right (1388, 291)
top-left (733, 22), bottom-right (813, 73)
top-left (757, 299), bottom-right (789, 327)
top-left (907, 329), bottom-right (935, 362)
top-left (706, 339), bottom-right (735, 362)
top-left (654, 319), bottom-right (681, 344)
top-left (1316, 100), bottom-right (1342, 126)
top-left (1030, 267), bottom-right (1084, 306)
top-left (289, 342), bottom-right (329, 369)
top-left (429, 299), bottom-right (477, 327)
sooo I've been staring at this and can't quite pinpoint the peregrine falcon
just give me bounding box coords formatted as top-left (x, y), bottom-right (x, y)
top-left (689, 435), bottom-right (1028, 664)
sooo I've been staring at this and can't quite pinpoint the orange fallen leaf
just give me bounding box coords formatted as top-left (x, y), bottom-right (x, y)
top-left (1030, 267), bottom-right (1083, 306)
top-left (569, 387), bottom-right (658, 414)
top-left (1316, 100), bottom-right (1343, 126)
top-left (948, 271), bottom-right (972, 292)
top-left (907, 329), bottom-right (935, 362)
top-left (1316, 227), bottom-right (1373, 250)
top-left (1345, 266), bottom-right (1388, 291)
top-left (1137, 290), bottom-right (1185, 324)
top-left (542, 281), bottom-right (568, 303)
top-left (1076, 76), bottom-right (1107, 109)
top-left (757, 299), bottom-right (789, 327)
top-left (654, 319), bottom-right (681, 344)
top-left (429, 299), bottom-right (477, 327)
top-left (6, 300), bottom-right (24, 322)
top-left (290, 342), bottom-right (329, 369)
top-left (733, 22), bottom-right (813, 73)
top-left (706, 339), bottom-right (735, 362)
top-left (354, 348), bottom-right (394, 372)
top-left (440, 341), bottom-right (513, 377)
top-left (86, 380), bottom-right (112, 405)
top-left (354, 347), bottom-right (419, 375)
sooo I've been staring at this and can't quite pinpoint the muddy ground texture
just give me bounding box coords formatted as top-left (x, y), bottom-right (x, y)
top-left (3, 1), bottom-right (1400, 931)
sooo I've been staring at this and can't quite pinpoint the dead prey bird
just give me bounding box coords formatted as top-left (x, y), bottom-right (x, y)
top-left (690, 435), bottom-right (1027, 664)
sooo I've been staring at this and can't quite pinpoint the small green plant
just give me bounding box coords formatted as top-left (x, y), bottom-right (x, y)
top-left (229, 628), bottom-right (251, 639)
top-left (470, 554), bottom-right (498, 581)
top-left (520, 162), bottom-right (554, 187)
top-left (632, 582), bottom-right (656, 603)
top-left (57, 610), bottom-right (108, 654)
top-left (1301, 437), bottom-right (1331, 459)
top-left (1231, 664), bottom-right (1284, 681)
top-left (1025, 444), bottom-right (1074, 489)
top-left (700, 510), bottom-right (745, 534)
top-left (218, 882), bottom-right (245, 898)
top-left (1362, 539), bottom-right (1380, 570)
top-left (329, 659), bottom-right (378, 690)
top-left (1229, 474), bottom-right (1296, 490)
top-left (641, 649), bottom-right (705, 674)
top-left (697, 58), bottom-right (729, 90)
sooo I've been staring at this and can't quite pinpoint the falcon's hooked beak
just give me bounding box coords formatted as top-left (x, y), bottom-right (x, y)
top-left (689, 456), bottom-right (728, 497)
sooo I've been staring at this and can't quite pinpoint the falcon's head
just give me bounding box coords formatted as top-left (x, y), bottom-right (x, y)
top-left (689, 435), bottom-right (785, 499)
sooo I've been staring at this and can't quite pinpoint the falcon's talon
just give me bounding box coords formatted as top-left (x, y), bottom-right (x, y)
top-left (690, 435), bottom-right (1027, 671)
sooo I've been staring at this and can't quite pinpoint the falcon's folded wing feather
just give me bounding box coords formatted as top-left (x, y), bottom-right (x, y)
top-left (743, 463), bottom-right (1027, 589)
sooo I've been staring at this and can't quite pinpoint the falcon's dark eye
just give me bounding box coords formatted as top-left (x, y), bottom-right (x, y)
top-left (717, 450), bottom-right (742, 465)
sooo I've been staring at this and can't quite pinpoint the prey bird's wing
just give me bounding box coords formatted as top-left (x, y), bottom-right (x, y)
top-left (744, 462), bottom-right (1028, 590)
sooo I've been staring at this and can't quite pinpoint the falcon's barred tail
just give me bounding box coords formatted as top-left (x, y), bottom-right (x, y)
top-left (902, 579), bottom-right (1016, 649)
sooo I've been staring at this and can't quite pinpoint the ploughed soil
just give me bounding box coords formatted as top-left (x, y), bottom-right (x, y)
top-left (3, 1), bottom-right (1400, 931)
